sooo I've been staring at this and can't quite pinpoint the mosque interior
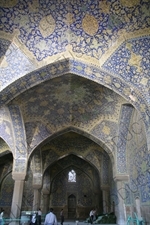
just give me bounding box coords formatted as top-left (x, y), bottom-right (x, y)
top-left (0, 0), bottom-right (150, 225)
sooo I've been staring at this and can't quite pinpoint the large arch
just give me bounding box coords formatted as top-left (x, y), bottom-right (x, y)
top-left (1, 62), bottom-right (149, 128)
top-left (29, 127), bottom-right (115, 165)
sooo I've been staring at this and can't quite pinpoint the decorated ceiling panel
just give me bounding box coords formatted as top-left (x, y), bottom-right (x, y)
top-left (103, 36), bottom-right (150, 104)
top-left (0, 0), bottom-right (150, 100)
top-left (0, 39), bottom-right (11, 59)
top-left (9, 74), bottom-right (126, 150)
top-left (10, 74), bottom-right (125, 122)
top-left (0, 43), bottom-right (36, 91)
top-left (0, 0), bottom-right (149, 164)
top-left (0, 0), bottom-right (149, 61)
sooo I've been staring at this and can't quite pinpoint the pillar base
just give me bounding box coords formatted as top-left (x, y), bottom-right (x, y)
top-left (117, 219), bottom-right (127, 225)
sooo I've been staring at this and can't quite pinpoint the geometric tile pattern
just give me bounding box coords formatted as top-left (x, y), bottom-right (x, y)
top-left (25, 122), bottom-right (51, 152)
top-left (102, 152), bottom-right (110, 185)
top-left (30, 150), bottom-right (42, 187)
top-left (8, 105), bottom-right (27, 172)
top-left (8, 105), bottom-right (27, 157)
top-left (117, 104), bottom-right (133, 173)
top-left (130, 144), bottom-right (150, 203)
top-left (0, 0), bottom-right (149, 116)
top-left (10, 74), bottom-right (124, 153)
top-left (0, 120), bottom-right (14, 152)
top-left (0, 43), bottom-right (36, 90)
top-left (0, 0), bottom-right (150, 216)
top-left (125, 182), bottom-right (132, 205)
top-left (38, 134), bottom-right (110, 188)
top-left (103, 36), bottom-right (150, 104)
top-left (91, 120), bottom-right (118, 150)
top-left (22, 167), bottom-right (34, 210)
top-left (0, 173), bottom-right (14, 207)
top-left (0, 106), bottom-right (14, 152)
top-left (41, 132), bottom-right (105, 176)
top-left (0, 0), bottom-right (149, 62)
top-left (0, 60), bottom-right (148, 129)
top-left (0, 38), bottom-right (10, 58)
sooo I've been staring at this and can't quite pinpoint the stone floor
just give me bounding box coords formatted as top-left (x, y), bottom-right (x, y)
top-left (57, 221), bottom-right (116, 225)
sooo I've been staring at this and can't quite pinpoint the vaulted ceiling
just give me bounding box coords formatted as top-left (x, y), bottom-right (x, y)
top-left (0, 0), bottom-right (150, 157)
top-left (0, 0), bottom-right (149, 95)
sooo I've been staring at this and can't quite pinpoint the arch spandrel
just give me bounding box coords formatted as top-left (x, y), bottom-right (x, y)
top-left (0, 138), bottom-right (11, 156)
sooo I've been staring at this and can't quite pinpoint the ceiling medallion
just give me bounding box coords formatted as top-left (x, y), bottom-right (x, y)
top-left (0, 0), bottom-right (18, 7)
top-left (39, 15), bottom-right (56, 38)
top-left (82, 14), bottom-right (99, 36)
top-left (120, 0), bottom-right (140, 8)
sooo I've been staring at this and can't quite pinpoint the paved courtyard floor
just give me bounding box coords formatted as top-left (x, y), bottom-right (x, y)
top-left (57, 221), bottom-right (116, 225)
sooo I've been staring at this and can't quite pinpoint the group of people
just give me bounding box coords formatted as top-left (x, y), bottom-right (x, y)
top-left (31, 208), bottom-right (64, 225)
top-left (0, 207), bottom-right (96, 225)
top-left (44, 207), bottom-right (96, 225)
top-left (30, 208), bottom-right (42, 225)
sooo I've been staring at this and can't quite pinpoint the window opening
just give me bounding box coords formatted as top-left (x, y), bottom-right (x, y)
top-left (68, 169), bottom-right (76, 182)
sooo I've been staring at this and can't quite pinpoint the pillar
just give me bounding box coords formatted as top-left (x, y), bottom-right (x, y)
top-left (10, 173), bottom-right (26, 221)
top-left (114, 175), bottom-right (129, 225)
top-left (41, 172), bottom-right (50, 213)
top-left (42, 193), bottom-right (50, 214)
top-left (135, 197), bottom-right (142, 220)
top-left (32, 185), bottom-right (41, 211)
top-left (101, 187), bottom-right (109, 214)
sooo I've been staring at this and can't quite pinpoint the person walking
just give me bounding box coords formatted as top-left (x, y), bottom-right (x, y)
top-left (38, 208), bottom-right (42, 225)
top-left (60, 209), bottom-right (64, 225)
top-left (89, 209), bottom-right (94, 224)
top-left (44, 208), bottom-right (57, 225)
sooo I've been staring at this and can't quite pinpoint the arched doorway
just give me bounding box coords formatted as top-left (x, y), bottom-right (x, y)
top-left (68, 194), bottom-right (76, 219)
top-left (42, 152), bottom-right (105, 219)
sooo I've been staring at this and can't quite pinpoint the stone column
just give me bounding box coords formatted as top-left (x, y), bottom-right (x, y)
top-left (101, 187), bottom-right (109, 214)
top-left (32, 185), bottom-right (41, 211)
top-left (41, 172), bottom-right (50, 213)
top-left (42, 193), bottom-right (50, 214)
top-left (10, 173), bottom-right (26, 221)
top-left (114, 175), bottom-right (129, 225)
top-left (135, 197), bottom-right (142, 220)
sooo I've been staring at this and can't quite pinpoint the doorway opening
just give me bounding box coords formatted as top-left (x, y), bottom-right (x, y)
top-left (68, 194), bottom-right (76, 219)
